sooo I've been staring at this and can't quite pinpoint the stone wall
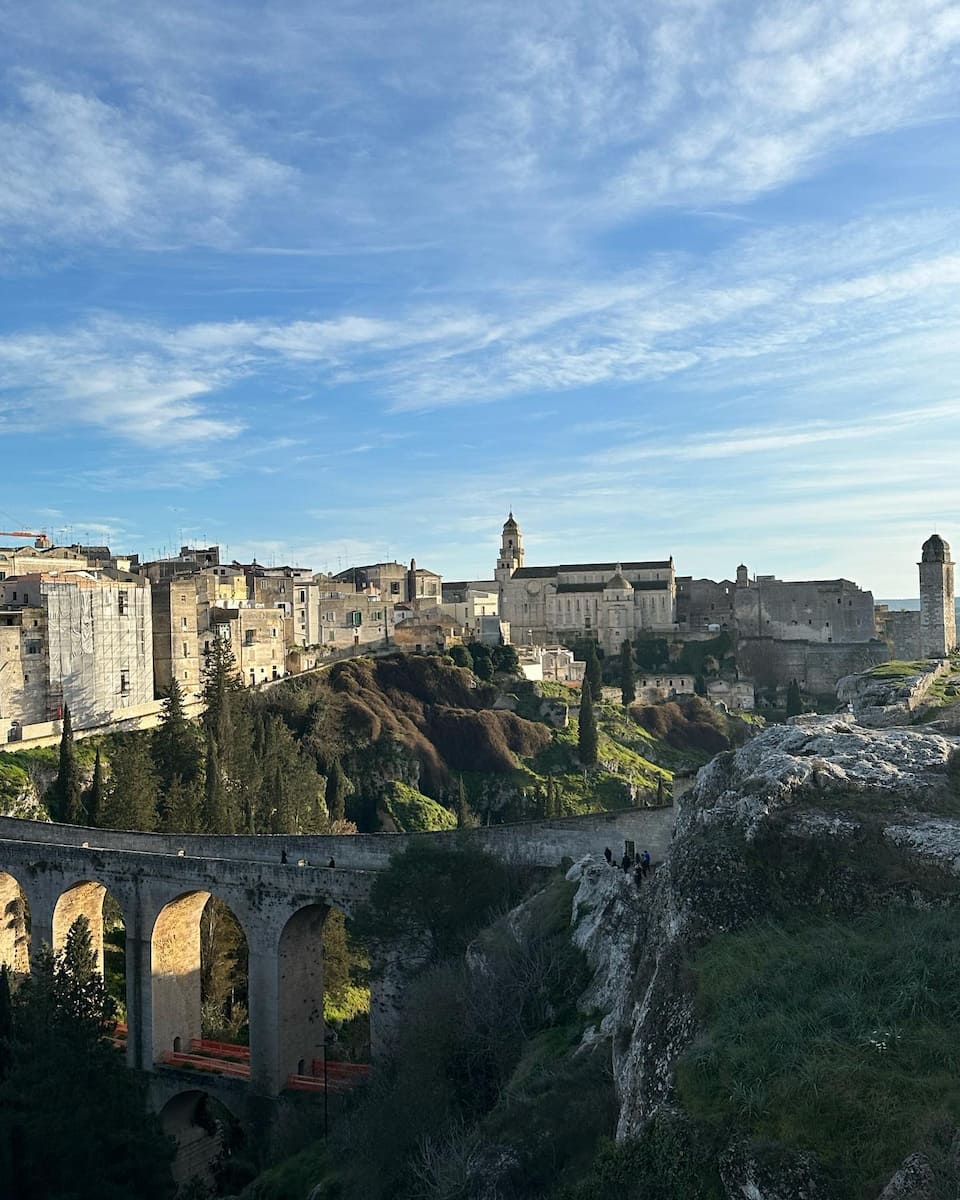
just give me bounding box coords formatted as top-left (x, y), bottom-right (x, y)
top-left (0, 806), bottom-right (676, 873)
top-left (737, 637), bottom-right (890, 696)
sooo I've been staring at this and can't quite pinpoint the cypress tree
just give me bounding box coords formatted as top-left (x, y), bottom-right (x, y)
top-left (325, 758), bottom-right (348, 824)
top-left (48, 706), bottom-right (85, 824)
top-left (578, 678), bottom-right (598, 767)
top-left (786, 678), bottom-right (803, 717)
top-left (582, 641), bottom-right (602, 698)
top-left (271, 760), bottom-right (294, 835)
top-left (619, 639), bottom-right (636, 706)
top-left (456, 776), bottom-right (477, 828)
top-left (202, 732), bottom-right (231, 834)
top-left (84, 748), bottom-right (104, 828)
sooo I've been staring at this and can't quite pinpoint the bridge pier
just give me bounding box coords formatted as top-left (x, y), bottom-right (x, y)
top-left (0, 872), bottom-right (29, 975)
top-left (248, 940), bottom-right (283, 1097)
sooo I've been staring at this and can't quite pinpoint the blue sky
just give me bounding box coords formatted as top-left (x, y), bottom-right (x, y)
top-left (2, 1), bottom-right (960, 594)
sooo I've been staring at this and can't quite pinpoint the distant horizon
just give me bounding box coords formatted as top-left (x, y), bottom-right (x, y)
top-left (3, 4), bottom-right (960, 597)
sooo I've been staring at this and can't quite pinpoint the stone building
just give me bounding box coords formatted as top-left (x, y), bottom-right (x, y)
top-left (151, 574), bottom-right (220, 699)
top-left (733, 570), bottom-right (875, 643)
top-left (494, 514), bottom-right (676, 654)
top-left (208, 606), bottom-right (290, 687)
top-left (310, 579), bottom-right (394, 652)
top-left (333, 559), bottom-right (442, 607)
top-left (0, 569), bottom-right (153, 735)
top-left (440, 581), bottom-right (504, 643)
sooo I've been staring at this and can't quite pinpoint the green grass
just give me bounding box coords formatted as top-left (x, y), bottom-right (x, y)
top-left (867, 659), bottom-right (935, 679)
top-left (679, 909), bottom-right (960, 1197)
top-left (380, 781), bottom-right (457, 831)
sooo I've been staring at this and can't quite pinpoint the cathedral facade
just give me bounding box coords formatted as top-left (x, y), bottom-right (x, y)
top-left (494, 514), bottom-right (677, 653)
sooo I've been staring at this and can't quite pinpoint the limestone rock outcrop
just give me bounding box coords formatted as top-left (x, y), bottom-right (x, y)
top-left (566, 714), bottom-right (960, 1198)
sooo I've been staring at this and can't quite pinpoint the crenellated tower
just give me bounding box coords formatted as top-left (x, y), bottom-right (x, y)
top-left (495, 512), bottom-right (524, 583)
top-left (919, 533), bottom-right (956, 658)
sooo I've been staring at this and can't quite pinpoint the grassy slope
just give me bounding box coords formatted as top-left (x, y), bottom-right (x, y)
top-left (679, 909), bottom-right (960, 1198)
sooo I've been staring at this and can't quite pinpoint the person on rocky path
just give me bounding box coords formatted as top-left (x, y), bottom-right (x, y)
top-left (621, 851), bottom-right (632, 872)
top-left (641, 850), bottom-right (651, 875)
top-left (633, 863), bottom-right (644, 887)
top-left (604, 847), bottom-right (613, 865)
top-left (280, 848), bottom-right (288, 864)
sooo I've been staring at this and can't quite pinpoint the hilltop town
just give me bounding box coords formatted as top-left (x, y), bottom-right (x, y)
top-left (0, 515), bottom-right (954, 749)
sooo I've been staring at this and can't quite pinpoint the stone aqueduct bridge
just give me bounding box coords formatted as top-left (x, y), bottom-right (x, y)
top-left (0, 808), bottom-right (675, 1102)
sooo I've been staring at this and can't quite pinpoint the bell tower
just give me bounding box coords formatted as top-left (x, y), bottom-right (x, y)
top-left (495, 512), bottom-right (524, 582)
top-left (919, 534), bottom-right (956, 658)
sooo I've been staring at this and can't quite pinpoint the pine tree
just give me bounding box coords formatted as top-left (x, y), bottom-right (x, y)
top-left (325, 758), bottom-right (349, 823)
top-left (100, 736), bottom-right (158, 831)
top-left (48, 705), bottom-right (85, 824)
top-left (159, 775), bottom-right (200, 834)
top-left (55, 915), bottom-right (114, 1034)
top-left (201, 634), bottom-right (243, 751)
top-left (84, 747), bottom-right (104, 827)
top-left (152, 679), bottom-right (201, 793)
top-left (786, 678), bottom-right (803, 717)
top-left (619, 639), bottom-right (636, 706)
top-left (202, 732), bottom-right (232, 834)
top-left (578, 678), bottom-right (599, 767)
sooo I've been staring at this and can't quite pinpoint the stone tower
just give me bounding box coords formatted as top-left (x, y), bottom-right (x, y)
top-left (919, 533), bottom-right (956, 658)
top-left (495, 513), bottom-right (524, 582)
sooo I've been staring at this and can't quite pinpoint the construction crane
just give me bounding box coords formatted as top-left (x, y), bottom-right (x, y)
top-left (0, 530), bottom-right (51, 548)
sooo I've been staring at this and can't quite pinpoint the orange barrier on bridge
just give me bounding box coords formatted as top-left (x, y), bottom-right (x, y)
top-left (161, 1050), bottom-right (251, 1078)
top-left (153, 1036), bottom-right (372, 1093)
top-left (190, 1037), bottom-right (250, 1061)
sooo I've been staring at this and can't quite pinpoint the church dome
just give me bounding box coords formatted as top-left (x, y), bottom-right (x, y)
top-left (922, 533), bottom-right (951, 563)
top-left (605, 566), bottom-right (631, 591)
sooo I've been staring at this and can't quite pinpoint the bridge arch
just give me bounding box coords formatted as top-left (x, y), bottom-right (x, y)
top-left (150, 891), bottom-right (250, 1065)
top-left (157, 1087), bottom-right (244, 1191)
top-left (0, 870), bottom-right (29, 975)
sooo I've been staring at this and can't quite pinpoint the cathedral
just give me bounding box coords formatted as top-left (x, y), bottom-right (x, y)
top-left (494, 513), bottom-right (677, 653)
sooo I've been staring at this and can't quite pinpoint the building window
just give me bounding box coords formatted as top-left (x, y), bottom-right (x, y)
top-left (23, 673), bottom-right (29, 684)
top-left (351, 611), bottom-right (362, 626)
top-left (120, 670), bottom-right (130, 694)
top-left (181, 616), bottom-right (188, 630)
top-left (391, 582), bottom-right (400, 594)
top-left (299, 590), bottom-right (306, 603)
top-left (118, 590), bottom-right (128, 615)
top-left (271, 627), bottom-right (278, 638)
top-left (245, 630), bottom-right (255, 646)
top-left (279, 583), bottom-right (286, 594)
top-left (25, 642), bottom-right (40, 655)
top-left (182, 642), bottom-right (190, 657)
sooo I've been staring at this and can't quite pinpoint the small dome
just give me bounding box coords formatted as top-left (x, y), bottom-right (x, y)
top-left (605, 566), bottom-right (631, 591)
top-left (922, 533), bottom-right (951, 563)
top-left (503, 511), bottom-right (519, 531)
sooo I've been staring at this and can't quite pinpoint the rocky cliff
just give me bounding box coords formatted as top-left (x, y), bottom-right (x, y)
top-left (568, 714), bottom-right (960, 1199)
